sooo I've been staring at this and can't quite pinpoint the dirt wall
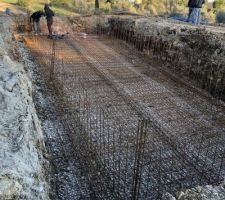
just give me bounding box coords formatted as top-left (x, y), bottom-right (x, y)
top-left (0, 13), bottom-right (49, 200)
top-left (107, 16), bottom-right (225, 101)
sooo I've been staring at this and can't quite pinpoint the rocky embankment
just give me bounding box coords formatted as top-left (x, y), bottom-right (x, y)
top-left (107, 16), bottom-right (225, 100)
top-left (0, 13), bottom-right (49, 200)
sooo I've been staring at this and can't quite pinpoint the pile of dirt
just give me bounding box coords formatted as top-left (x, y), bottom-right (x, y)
top-left (0, 13), bottom-right (49, 200)
top-left (68, 16), bottom-right (85, 32)
top-left (68, 15), bottom-right (110, 33)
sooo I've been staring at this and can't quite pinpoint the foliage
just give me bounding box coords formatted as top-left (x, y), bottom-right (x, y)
top-left (213, 0), bottom-right (225, 11)
top-left (2, 0), bottom-right (17, 4)
top-left (216, 11), bottom-right (225, 23)
top-left (17, 0), bottom-right (29, 7)
top-left (51, 0), bottom-right (71, 6)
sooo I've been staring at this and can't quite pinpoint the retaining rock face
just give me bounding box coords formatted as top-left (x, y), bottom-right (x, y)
top-left (107, 16), bottom-right (225, 100)
top-left (0, 14), bottom-right (49, 200)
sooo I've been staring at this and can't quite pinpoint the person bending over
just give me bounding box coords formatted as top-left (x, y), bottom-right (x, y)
top-left (30, 11), bottom-right (45, 33)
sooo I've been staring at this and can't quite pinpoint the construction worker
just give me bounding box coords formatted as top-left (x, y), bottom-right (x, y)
top-left (44, 4), bottom-right (55, 38)
top-left (187, 0), bottom-right (205, 25)
top-left (187, 0), bottom-right (195, 22)
top-left (30, 11), bottom-right (45, 33)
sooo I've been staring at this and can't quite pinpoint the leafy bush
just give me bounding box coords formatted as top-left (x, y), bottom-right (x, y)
top-left (216, 11), bottom-right (225, 23)
top-left (17, 0), bottom-right (29, 7)
top-left (51, 0), bottom-right (70, 6)
top-left (213, 0), bottom-right (225, 10)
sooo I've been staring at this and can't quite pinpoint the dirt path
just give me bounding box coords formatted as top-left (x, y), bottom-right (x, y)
top-left (23, 33), bottom-right (225, 200)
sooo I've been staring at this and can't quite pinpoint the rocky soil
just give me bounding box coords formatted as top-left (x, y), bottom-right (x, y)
top-left (162, 183), bottom-right (225, 200)
top-left (0, 13), bottom-right (49, 200)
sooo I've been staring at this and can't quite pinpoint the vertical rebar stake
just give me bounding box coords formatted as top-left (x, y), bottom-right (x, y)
top-left (50, 39), bottom-right (56, 80)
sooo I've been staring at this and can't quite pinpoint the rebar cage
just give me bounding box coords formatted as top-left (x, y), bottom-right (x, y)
top-left (23, 33), bottom-right (225, 200)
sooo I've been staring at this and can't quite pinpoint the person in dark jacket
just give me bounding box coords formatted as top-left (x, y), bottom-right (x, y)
top-left (187, 0), bottom-right (195, 22)
top-left (188, 0), bottom-right (205, 24)
top-left (30, 11), bottom-right (45, 33)
top-left (44, 4), bottom-right (55, 38)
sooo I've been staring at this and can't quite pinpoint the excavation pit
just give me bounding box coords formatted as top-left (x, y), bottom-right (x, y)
top-left (23, 32), bottom-right (225, 200)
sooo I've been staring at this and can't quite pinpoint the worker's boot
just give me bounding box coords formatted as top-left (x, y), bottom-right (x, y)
top-left (48, 35), bottom-right (53, 39)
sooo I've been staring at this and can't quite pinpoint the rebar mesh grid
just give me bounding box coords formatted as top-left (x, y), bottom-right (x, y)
top-left (24, 34), bottom-right (225, 200)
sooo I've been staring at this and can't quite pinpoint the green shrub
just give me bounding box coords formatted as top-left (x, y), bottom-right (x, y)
top-left (17, 0), bottom-right (29, 7)
top-left (213, 0), bottom-right (225, 10)
top-left (216, 11), bottom-right (225, 23)
top-left (51, 0), bottom-right (70, 6)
